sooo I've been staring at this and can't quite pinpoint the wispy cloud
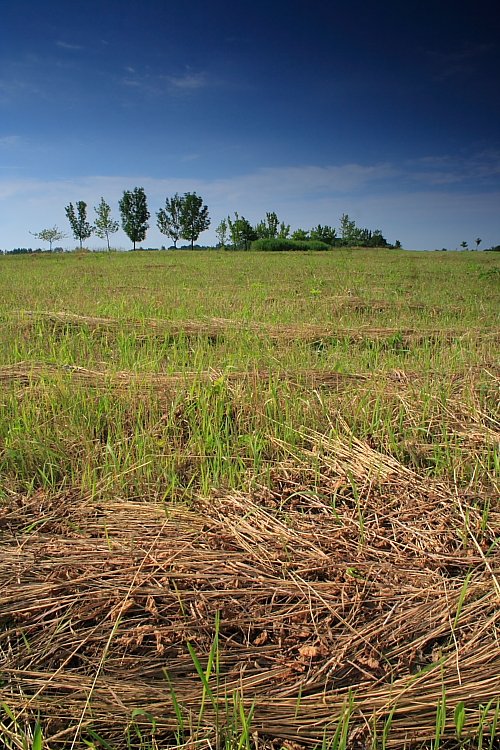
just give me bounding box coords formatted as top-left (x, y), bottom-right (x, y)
top-left (0, 135), bottom-right (21, 148)
top-left (0, 74), bottom-right (45, 102)
top-left (180, 153), bottom-right (201, 162)
top-left (0, 54), bottom-right (79, 104)
top-left (120, 67), bottom-right (153, 92)
top-left (120, 66), bottom-right (209, 97)
top-left (167, 71), bottom-right (207, 91)
top-left (56, 40), bottom-right (83, 51)
top-left (407, 150), bottom-right (500, 186)
top-left (122, 77), bottom-right (142, 88)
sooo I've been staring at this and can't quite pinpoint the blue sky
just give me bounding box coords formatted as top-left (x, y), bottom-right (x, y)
top-left (1, 0), bottom-right (499, 250)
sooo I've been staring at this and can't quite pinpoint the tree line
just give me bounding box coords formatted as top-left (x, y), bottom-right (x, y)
top-left (216, 211), bottom-right (398, 250)
top-left (22, 187), bottom-right (402, 252)
top-left (26, 189), bottom-right (210, 253)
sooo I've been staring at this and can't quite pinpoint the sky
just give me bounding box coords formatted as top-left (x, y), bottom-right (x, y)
top-left (1, 0), bottom-right (500, 251)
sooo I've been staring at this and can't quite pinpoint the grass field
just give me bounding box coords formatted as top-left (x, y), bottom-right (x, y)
top-left (0, 248), bottom-right (499, 749)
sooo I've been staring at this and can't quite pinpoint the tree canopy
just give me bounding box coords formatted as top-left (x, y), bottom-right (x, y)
top-left (29, 226), bottom-right (67, 251)
top-left (94, 197), bottom-right (119, 251)
top-left (227, 213), bottom-right (257, 250)
top-left (156, 193), bottom-right (184, 248)
top-left (179, 192), bottom-right (210, 250)
top-left (65, 201), bottom-right (93, 249)
top-left (119, 187), bottom-right (150, 250)
top-left (255, 211), bottom-right (290, 240)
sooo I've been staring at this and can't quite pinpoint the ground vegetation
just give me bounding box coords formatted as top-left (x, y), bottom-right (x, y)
top-left (0, 248), bottom-right (498, 749)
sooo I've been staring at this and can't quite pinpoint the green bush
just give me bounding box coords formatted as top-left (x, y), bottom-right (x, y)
top-left (250, 238), bottom-right (331, 252)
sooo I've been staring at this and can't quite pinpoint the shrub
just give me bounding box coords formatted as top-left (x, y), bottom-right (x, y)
top-left (250, 238), bottom-right (330, 252)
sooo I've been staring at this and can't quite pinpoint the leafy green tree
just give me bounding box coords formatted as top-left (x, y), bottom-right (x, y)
top-left (356, 228), bottom-right (371, 245)
top-left (291, 228), bottom-right (310, 241)
top-left (255, 211), bottom-right (290, 240)
top-left (215, 218), bottom-right (229, 248)
top-left (369, 229), bottom-right (388, 247)
top-left (29, 226), bottom-right (67, 251)
top-left (119, 187), bottom-right (150, 250)
top-left (65, 201), bottom-right (93, 249)
top-left (255, 211), bottom-right (278, 239)
top-left (277, 221), bottom-right (291, 239)
top-left (179, 192), bottom-right (210, 250)
top-left (156, 193), bottom-right (184, 248)
top-left (460, 241), bottom-right (469, 251)
top-left (339, 213), bottom-right (360, 246)
top-left (310, 224), bottom-right (337, 246)
top-left (94, 197), bottom-right (119, 251)
top-left (475, 237), bottom-right (482, 250)
top-left (355, 228), bottom-right (388, 247)
top-left (227, 212), bottom-right (257, 250)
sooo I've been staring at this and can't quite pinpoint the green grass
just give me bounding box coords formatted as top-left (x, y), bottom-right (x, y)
top-left (1, 248), bottom-right (499, 323)
top-left (0, 249), bottom-right (498, 495)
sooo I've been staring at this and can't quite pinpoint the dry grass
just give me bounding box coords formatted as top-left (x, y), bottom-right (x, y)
top-left (11, 309), bottom-right (500, 343)
top-left (1, 361), bottom-right (498, 391)
top-left (1, 432), bottom-right (499, 748)
top-left (0, 362), bottom-right (369, 390)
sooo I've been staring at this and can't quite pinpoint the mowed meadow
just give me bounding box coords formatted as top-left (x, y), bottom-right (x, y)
top-left (0, 248), bottom-right (499, 749)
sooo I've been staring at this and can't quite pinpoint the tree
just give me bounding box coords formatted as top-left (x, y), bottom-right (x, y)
top-left (368, 229), bottom-right (388, 247)
top-left (215, 218), bottom-right (229, 248)
top-left (357, 228), bottom-right (372, 246)
top-left (255, 211), bottom-right (290, 240)
top-left (179, 192), bottom-right (210, 250)
top-left (227, 212), bottom-right (257, 250)
top-left (94, 197), bottom-right (119, 251)
top-left (291, 228), bottom-right (309, 241)
top-left (119, 187), bottom-right (150, 250)
top-left (255, 211), bottom-right (279, 239)
top-left (65, 201), bottom-right (93, 250)
top-left (339, 213), bottom-right (360, 246)
top-left (475, 237), bottom-right (482, 250)
top-left (29, 226), bottom-right (67, 251)
top-left (277, 221), bottom-right (290, 239)
top-left (460, 241), bottom-right (469, 251)
top-left (156, 193), bottom-right (184, 248)
top-left (310, 224), bottom-right (337, 246)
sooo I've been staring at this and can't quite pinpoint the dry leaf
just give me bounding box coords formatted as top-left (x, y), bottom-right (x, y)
top-left (254, 630), bottom-right (269, 646)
